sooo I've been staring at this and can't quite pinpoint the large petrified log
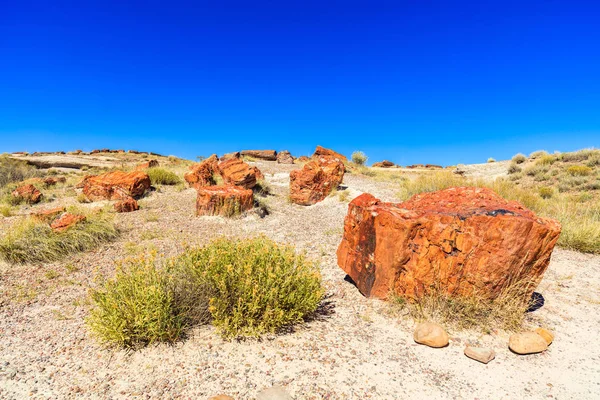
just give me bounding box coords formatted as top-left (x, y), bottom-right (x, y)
top-left (337, 187), bottom-right (561, 300)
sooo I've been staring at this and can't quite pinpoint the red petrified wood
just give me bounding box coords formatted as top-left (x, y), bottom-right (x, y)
top-left (50, 213), bottom-right (86, 232)
top-left (312, 146), bottom-right (347, 162)
top-left (289, 157), bottom-right (345, 205)
top-left (11, 184), bottom-right (42, 204)
top-left (196, 185), bottom-right (254, 217)
top-left (217, 157), bottom-right (260, 189)
top-left (184, 154), bottom-right (219, 187)
top-left (82, 170), bottom-right (151, 201)
top-left (337, 187), bottom-right (561, 300)
top-left (114, 197), bottom-right (139, 213)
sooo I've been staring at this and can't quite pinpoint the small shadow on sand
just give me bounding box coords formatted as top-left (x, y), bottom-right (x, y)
top-left (527, 292), bottom-right (545, 312)
top-left (344, 274), bottom-right (357, 287)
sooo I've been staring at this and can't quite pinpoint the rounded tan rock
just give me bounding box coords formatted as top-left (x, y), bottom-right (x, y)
top-left (509, 332), bottom-right (548, 355)
top-left (413, 322), bottom-right (449, 348)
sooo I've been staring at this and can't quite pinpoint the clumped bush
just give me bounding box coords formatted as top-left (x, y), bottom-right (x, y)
top-left (562, 149), bottom-right (598, 162)
top-left (529, 150), bottom-right (549, 159)
top-left (0, 205), bottom-right (12, 217)
top-left (176, 236), bottom-right (324, 339)
top-left (536, 155), bottom-right (557, 166)
top-left (87, 255), bottom-right (186, 348)
top-left (511, 153), bottom-right (527, 164)
top-left (507, 163), bottom-right (522, 174)
top-left (567, 165), bottom-right (593, 176)
top-left (147, 167), bottom-right (182, 185)
top-left (396, 171), bottom-right (466, 200)
top-left (487, 158), bottom-right (496, 163)
top-left (351, 151), bottom-right (368, 166)
top-left (539, 187), bottom-right (554, 199)
top-left (0, 210), bottom-right (119, 264)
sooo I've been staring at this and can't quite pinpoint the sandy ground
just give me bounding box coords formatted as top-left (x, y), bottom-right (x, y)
top-left (1, 160), bottom-right (599, 399)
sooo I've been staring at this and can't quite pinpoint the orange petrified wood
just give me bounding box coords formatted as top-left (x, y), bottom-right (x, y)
top-left (337, 187), bottom-right (561, 300)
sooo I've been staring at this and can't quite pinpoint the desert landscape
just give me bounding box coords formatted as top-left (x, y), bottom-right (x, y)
top-left (0, 147), bottom-right (599, 399)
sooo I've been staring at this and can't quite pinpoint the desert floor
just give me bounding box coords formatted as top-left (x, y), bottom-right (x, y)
top-left (1, 160), bottom-right (599, 399)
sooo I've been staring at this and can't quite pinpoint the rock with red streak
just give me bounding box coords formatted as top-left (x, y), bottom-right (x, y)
top-left (82, 170), bottom-right (151, 201)
top-left (372, 160), bottom-right (395, 168)
top-left (135, 159), bottom-right (159, 170)
top-left (217, 158), bottom-right (261, 189)
top-left (196, 185), bottom-right (254, 217)
top-left (50, 213), bottom-right (86, 232)
top-left (336, 187), bottom-right (561, 300)
top-left (276, 150), bottom-right (295, 164)
top-left (240, 150), bottom-right (277, 161)
top-left (220, 151), bottom-right (241, 161)
top-left (312, 146), bottom-right (347, 162)
top-left (289, 157), bottom-right (345, 205)
top-left (31, 207), bottom-right (66, 222)
top-left (184, 154), bottom-right (218, 187)
top-left (114, 197), bottom-right (139, 213)
top-left (11, 184), bottom-right (42, 204)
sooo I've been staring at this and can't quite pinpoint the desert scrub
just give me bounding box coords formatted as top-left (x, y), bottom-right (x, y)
top-left (1, 205), bottom-right (13, 217)
top-left (351, 151), bottom-right (368, 166)
top-left (147, 167), bottom-right (182, 185)
top-left (567, 165), bottom-right (593, 176)
top-left (536, 155), bottom-right (557, 166)
top-left (390, 275), bottom-right (536, 332)
top-left (87, 254), bottom-right (186, 348)
top-left (175, 236), bottom-right (324, 339)
top-left (0, 210), bottom-right (119, 264)
top-left (512, 153), bottom-right (527, 164)
top-left (487, 158), bottom-right (496, 163)
top-left (539, 187), bottom-right (554, 199)
top-left (529, 150), bottom-right (549, 159)
top-left (507, 163), bottom-right (522, 174)
top-left (0, 155), bottom-right (42, 188)
top-left (396, 171), bottom-right (466, 201)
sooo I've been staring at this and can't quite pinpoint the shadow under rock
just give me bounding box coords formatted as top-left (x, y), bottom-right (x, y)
top-left (526, 292), bottom-right (545, 312)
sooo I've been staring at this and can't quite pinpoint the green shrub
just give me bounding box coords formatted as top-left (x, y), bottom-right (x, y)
top-left (351, 151), bottom-right (368, 166)
top-left (567, 165), bottom-right (593, 176)
top-left (0, 210), bottom-right (119, 264)
top-left (147, 167), bottom-right (182, 185)
top-left (562, 149), bottom-right (598, 162)
top-left (0, 205), bottom-right (12, 217)
top-left (507, 163), bottom-right (522, 174)
top-left (87, 255), bottom-right (186, 348)
top-left (539, 187), bottom-right (554, 199)
top-left (487, 158), bottom-right (496, 163)
top-left (176, 236), bottom-right (323, 339)
top-left (511, 153), bottom-right (527, 164)
top-left (537, 155), bottom-right (557, 166)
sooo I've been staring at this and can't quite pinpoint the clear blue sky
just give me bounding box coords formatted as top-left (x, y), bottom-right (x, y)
top-left (1, 0), bottom-right (598, 166)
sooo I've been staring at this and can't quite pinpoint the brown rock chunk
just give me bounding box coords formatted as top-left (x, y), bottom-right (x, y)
top-left (240, 150), bottom-right (277, 161)
top-left (220, 151), bottom-right (241, 161)
top-left (464, 346), bottom-right (496, 364)
top-left (535, 327), bottom-right (554, 345)
top-left (297, 156), bottom-right (310, 162)
top-left (276, 150), bottom-right (295, 164)
top-left (413, 322), bottom-right (449, 348)
top-left (114, 197), bottom-right (139, 213)
top-left (337, 187), bottom-right (562, 300)
top-left (289, 157), bottom-right (345, 205)
top-left (196, 185), bottom-right (254, 217)
top-left (82, 171), bottom-right (151, 201)
top-left (31, 207), bottom-right (66, 222)
top-left (11, 184), bottom-right (42, 204)
top-left (50, 213), bottom-right (86, 232)
top-left (135, 159), bottom-right (159, 170)
top-left (184, 154), bottom-right (218, 187)
top-left (217, 157), bottom-right (260, 189)
top-left (509, 332), bottom-right (548, 355)
top-left (312, 145), bottom-right (347, 162)
top-left (372, 160), bottom-right (395, 168)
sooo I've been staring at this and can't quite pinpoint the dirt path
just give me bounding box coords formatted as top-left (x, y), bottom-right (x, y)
top-left (1, 161), bottom-right (599, 399)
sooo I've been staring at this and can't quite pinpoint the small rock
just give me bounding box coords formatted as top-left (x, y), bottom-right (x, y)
top-left (535, 327), bottom-right (554, 345)
top-left (509, 332), bottom-right (548, 355)
top-left (208, 395), bottom-right (235, 400)
top-left (413, 322), bottom-right (449, 348)
top-left (256, 386), bottom-right (293, 400)
top-left (50, 213), bottom-right (86, 232)
top-left (464, 346), bottom-right (496, 364)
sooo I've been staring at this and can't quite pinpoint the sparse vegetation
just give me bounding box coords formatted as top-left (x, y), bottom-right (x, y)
top-left (1, 205), bottom-right (12, 217)
top-left (512, 153), bottom-right (527, 164)
top-left (0, 209), bottom-right (119, 264)
top-left (539, 187), bottom-right (554, 199)
top-left (147, 167), bottom-right (182, 185)
top-left (529, 150), bottom-right (549, 159)
top-left (351, 151), bottom-right (368, 166)
top-left (0, 155), bottom-right (42, 189)
top-left (567, 165), bottom-right (593, 176)
top-left (508, 163), bottom-right (522, 174)
top-left (487, 158), bottom-right (496, 163)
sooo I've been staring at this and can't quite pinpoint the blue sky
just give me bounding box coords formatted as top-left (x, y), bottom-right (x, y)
top-left (1, 0), bottom-right (598, 166)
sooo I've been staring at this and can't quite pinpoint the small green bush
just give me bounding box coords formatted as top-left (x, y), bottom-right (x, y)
top-left (511, 153), bottom-right (527, 164)
top-left (539, 187), bottom-right (554, 199)
top-left (0, 210), bottom-right (119, 264)
top-left (567, 165), bottom-right (593, 176)
top-left (351, 151), bottom-right (368, 166)
top-left (87, 255), bottom-right (186, 348)
top-left (0, 205), bottom-right (12, 217)
top-left (147, 167), bottom-right (182, 185)
top-left (536, 155), bottom-right (557, 166)
top-left (176, 236), bottom-right (323, 339)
